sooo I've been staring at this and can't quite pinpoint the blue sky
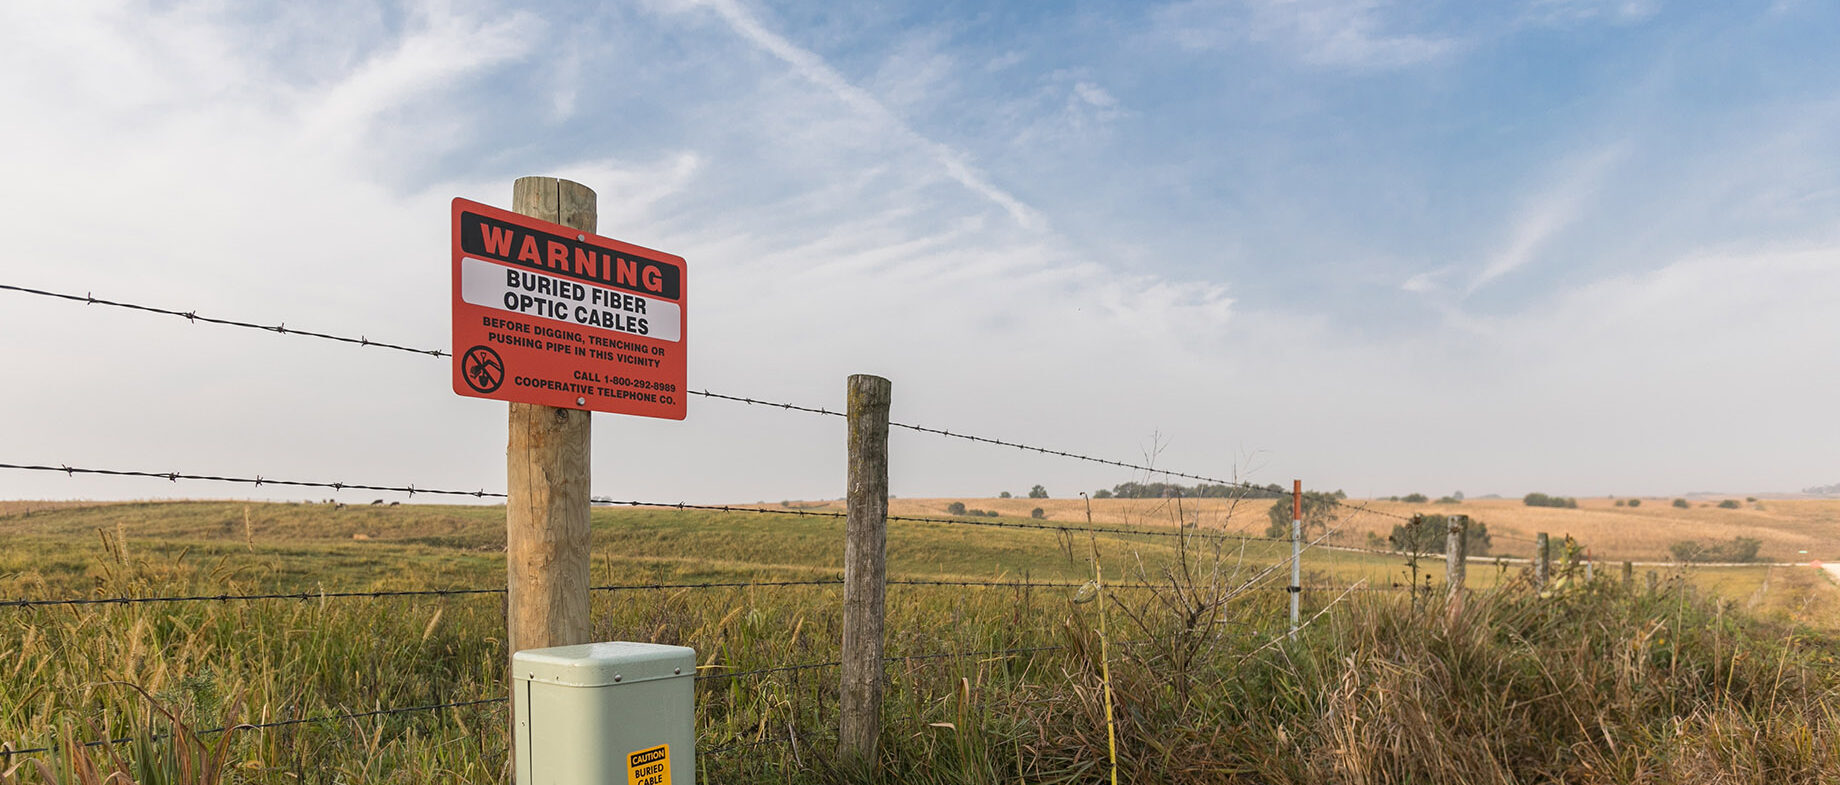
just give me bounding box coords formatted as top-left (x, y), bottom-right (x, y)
top-left (0, 0), bottom-right (1836, 504)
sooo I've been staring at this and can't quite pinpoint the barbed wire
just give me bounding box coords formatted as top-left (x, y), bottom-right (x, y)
top-left (0, 579), bottom-right (852, 610)
top-left (0, 283), bottom-right (1348, 500)
top-left (0, 283), bottom-right (447, 358)
top-left (3, 574), bottom-right (1412, 611)
top-left (700, 734), bottom-right (795, 757)
top-left (1326, 499), bottom-right (1416, 523)
top-left (0, 461), bottom-right (1298, 546)
top-left (0, 697), bottom-right (505, 759)
top-left (884, 418), bottom-right (1289, 497)
top-left (0, 587), bottom-right (504, 609)
top-left (695, 660), bottom-right (842, 683)
top-left (884, 511), bottom-right (1291, 544)
top-left (597, 498), bottom-right (1294, 544)
top-left (0, 462), bottom-right (505, 500)
top-left (690, 389), bottom-right (838, 417)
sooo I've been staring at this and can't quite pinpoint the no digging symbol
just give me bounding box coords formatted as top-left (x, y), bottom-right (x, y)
top-left (462, 345), bottom-right (504, 393)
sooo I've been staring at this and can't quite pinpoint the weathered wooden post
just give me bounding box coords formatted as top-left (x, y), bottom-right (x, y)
top-left (1445, 514), bottom-right (1468, 592)
top-left (1622, 561), bottom-right (1634, 587)
top-left (840, 374), bottom-right (892, 767)
top-left (506, 177), bottom-right (594, 668)
top-left (1645, 570), bottom-right (1659, 595)
top-left (502, 178), bottom-right (597, 780)
top-left (1535, 532), bottom-right (1551, 589)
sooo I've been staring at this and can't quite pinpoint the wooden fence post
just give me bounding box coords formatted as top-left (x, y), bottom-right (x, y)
top-left (1645, 570), bottom-right (1658, 595)
top-left (1535, 532), bottom-right (1550, 589)
top-left (1445, 514), bottom-right (1468, 593)
top-left (840, 374), bottom-right (892, 767)
top-left (1289, 480), bottom-right (1302, 638)
top-left (1622, 561), bottom-right (1634, 587)
top-left (506, 178), bottom-right (596, 769)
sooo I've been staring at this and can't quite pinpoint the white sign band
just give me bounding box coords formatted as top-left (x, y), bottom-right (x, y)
top-left (460, 256), bottom-right (682, 342)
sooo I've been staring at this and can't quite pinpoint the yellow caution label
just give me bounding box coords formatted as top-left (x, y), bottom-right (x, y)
top-left (627, 744), bottom-right (670, 785)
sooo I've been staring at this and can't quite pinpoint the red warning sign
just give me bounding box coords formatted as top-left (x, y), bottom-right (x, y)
top-left (451, 198), bottom-right (686, 419)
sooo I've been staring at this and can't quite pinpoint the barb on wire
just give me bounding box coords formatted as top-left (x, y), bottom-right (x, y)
top-left (0, 697), bottom-right (504, 759)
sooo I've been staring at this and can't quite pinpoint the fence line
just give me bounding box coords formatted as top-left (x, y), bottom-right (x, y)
top-left (0, 461), bottom-right (1302, 545)
top-left (0, 697), bottom-right (506, 760)
top-left (1, 282), bottom-right (1340, 501)
top-left (0, 636), bottom-right (1221, 760)
top-left (2, 278), bottom-right (1465, 774)
top-left (0, 576), bottom-right (1385, 612)
top-left (4, 577), bottom-right (1229, 611)
top-left (0, 462), bottom-right (504, 500)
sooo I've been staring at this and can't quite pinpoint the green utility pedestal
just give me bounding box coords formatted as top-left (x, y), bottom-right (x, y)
top-left (513, 641), bottom-right (696, 785)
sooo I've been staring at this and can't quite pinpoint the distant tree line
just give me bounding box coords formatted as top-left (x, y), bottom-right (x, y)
top-left (1378, 491), bottom-right (1464, 504)
top-left (1804, 483), bottom-right (1840, 495)
top-left (1096, 482), bottom-right (1345, 500)
top-left (1523, 492), bottom-right (1579, 509)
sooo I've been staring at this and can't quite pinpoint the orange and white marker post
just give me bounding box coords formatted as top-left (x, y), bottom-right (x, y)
top-left (1290, 479), bottom-right (1302, 637)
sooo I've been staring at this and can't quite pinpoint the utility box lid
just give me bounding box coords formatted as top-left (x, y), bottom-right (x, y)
top-left (513, 641), bottom-right (695, 688)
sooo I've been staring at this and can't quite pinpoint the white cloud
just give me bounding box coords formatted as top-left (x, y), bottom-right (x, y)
top-left (0, 0), bottom-right (1259, 507)
top-left (656, 0), bottom-right (1047, 232)
top-left (2, 0), bottom-right (1835, 509)
top-left (1465, 143), bottom-right (1624, 295)
top-left (1523, 0), bottom-right (1660, 26)
top-left (297, 6), bottom-right (543, 156)
top-left (1156, 0), bottom-right (1460, 70)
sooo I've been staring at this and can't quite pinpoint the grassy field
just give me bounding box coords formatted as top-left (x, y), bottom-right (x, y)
top-left (861, 493), bottom-right (1840, 564)
top-left (3, 498), bottom-right (1839, 783)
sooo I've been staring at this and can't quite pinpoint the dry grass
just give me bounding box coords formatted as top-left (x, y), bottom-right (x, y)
top-left (848, 495), bottom-right (1840, 564)
top-left (7, 499), bottom-right (1840, 783)
top-left (1319, 497), bottom-right (1840, 563)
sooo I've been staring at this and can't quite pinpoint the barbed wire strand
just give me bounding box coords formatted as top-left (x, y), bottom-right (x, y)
top-left (0, 283), bottom-right (1352, 501)
top-left (2, 573), bottom-right (1386, 612)
top-left (0, 461), bottom-right (1299, 545)
top-left (0, 697), bottom-right (506, 759)
top-left (0, 463), bottom-right (505, 500)
top-left (0, 579), bottom-right (856, 610)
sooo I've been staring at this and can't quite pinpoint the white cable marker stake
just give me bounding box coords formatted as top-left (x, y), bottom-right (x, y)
top-left (1290, 479), bottom-right (1302, 638)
